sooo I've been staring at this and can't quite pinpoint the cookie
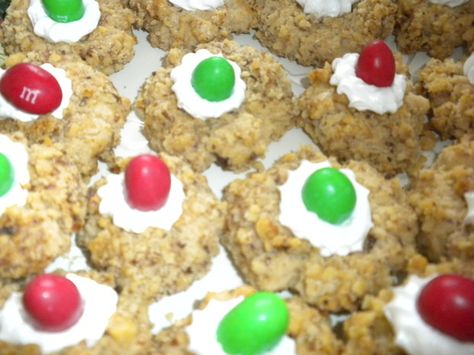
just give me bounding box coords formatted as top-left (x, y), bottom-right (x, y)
top-left (129, 0), bottom-right (255, 51)
top-left (0, 132), bottom-right (86, 280)
top-left (297, 43), bottom-right (430, 177)
top-left (395, 0), bottom-right (474, 59)
top-left (0, 0), bottom-right (136, 74)
top-left (0, 52), bottom-right (130, 178)
top-left (77, 153), bottom-right (225, 302)
top-left (136, 40), bottom-right (295, 173)
top-left (222, 147), bottom-right (418, 312)
top-left (418, 56), bottom-right (474, 140)
top-left (250, 0), bottom-right (397, 67)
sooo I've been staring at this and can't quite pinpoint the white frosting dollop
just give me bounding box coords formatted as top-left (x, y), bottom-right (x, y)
top-left (98, 170), bottom-right (185, 234)
top-left (463, 53), bottom-right (474, 85)
top-left (27, 0), bottom-right (100, 43)
top-left (385, 275), bottom-right (474, 355)
top-left (330, 53), bottom-right (407, 115)
top-left (279, 160), bottom-right (373, 257)
top-left (0, 63), bottom-right (73, 122)
top-left (428, 0), bottom-right (469, 7)
top-left (0, 273), bottom-right (118, 354)
top-left (464, 191), bottom-right (474, 225)
top-left (187, 296), bottom-right (296, 354)
top-left (0, 135), bottom-right (30, 216)
top-left (171, 49), bottom-right (246, 120)
top-left (169, 0), bottom-right (224, 11)
top-left (114, 114), bottom-right (154, 158)
top-left (296, 0), bottom-right (359, 17)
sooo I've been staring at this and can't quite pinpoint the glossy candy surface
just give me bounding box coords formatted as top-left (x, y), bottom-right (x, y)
top-left (217, 292), bottom-right (289, 355)
top-left (417, 274), bottom-right (474, 342)
top-left (302, 167), bottom-right (356, 225)
top-left (0, 63), bottom-right (62, 115)
top-left (355, 40), bottom-right (395, 87)
top-left (125, 154), bottom-right (171, 211)
top-left (23, 274), bottom-right (84, 332)
top-left (42, 0), bottom-right (85, 23)
top-left (0, 153), bottom-right (14, 197)
top-left (191, 56), bottom-right (235, 102)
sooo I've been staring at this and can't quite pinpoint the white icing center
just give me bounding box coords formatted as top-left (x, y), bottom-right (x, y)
top-left (168, 0), bottom-right (224, 11)
top-left (27, 0), bottom-right (101, 43)
top-left (171, 49), bottom-right (246, 120)
top-left (187, 296), bottom-right (296, 355)
top-left (114, 114), bottom-right (154, 158)
top-left (0, 135), bottom-right (30, 216)
top-left (330, 53), bottom-right (407, 115)
top-left (463, 53), bottom-right (474, 85)
top-left (464, 191), bottom-right (474, 226)
top-left (428, 0), bottom-right (469, 7)
top-left (0, 274), bottom-right (118, 354)
top-left (296, 0), bottom-right (359, 17)
top-left (279, 160), bottom-right (373, 257)
top-left (385, 275), bottom-right (474, 355)
top-left (0, 63), bottom-right (72, 122)
top-left (98, 170), bottom-right (185, 234)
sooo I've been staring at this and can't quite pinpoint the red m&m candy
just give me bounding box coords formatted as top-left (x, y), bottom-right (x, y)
top-left (0, 63), bottom-right (62, 115)
top-left (23, 274), bottom-right (84, 332)
top-left (355, 40), bottom-right (396, 88)
top-left (417, 274), bottom-right (474, 342)
top-left (125, 154), bottom-right (171, 211)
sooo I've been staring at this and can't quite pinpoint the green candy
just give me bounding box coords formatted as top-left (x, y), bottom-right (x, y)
top-left (191, 56), bottom-right (235, 102)
top-left (217, 292), bottom-right (289, 355)
top-left (0, 153), bottom-right (14, 197)
top-left (42, 0), bottom-right (85, 23)
top-left (302, 167), bottom-right (356, 225)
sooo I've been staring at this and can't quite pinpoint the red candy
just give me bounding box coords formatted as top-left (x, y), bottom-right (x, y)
top-left (23, 274), bottom-right (84, 332)
top-left (417, 274), bottom-right (474, 342)
top-left (355, 40), bottom-right (395, 88)
top-left (125, 154), bottom-right (171, 211)
top-left (0, 63), bottom-right (62, 115)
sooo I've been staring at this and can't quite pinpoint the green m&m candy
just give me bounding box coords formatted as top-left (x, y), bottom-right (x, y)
top-left (42, 0), bottom-right (85, 23)
top-left (302, 167), bottom-right (356, 225)
top-left (191, 56), bottom-right (235, 102)
top-left (217, 292), bottom-right (289, 355)
top-left (0, 153), bottom-right (14, 197)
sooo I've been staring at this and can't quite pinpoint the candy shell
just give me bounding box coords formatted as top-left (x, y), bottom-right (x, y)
top-left (42, 0), bottom-right (85, 23)
top-left (23, 274), bottom-right (84, 332)
top-left (0, 63), bottom-right (62, 115)
top-left (417, 274), bottom-right (474, 342)
top-left (355, 40), bottom-right (396, 88)
top-left (0, 153), bottom-right (14, 197)
top-left (191, 56), bottom-right (235, 102)
top-left (217, 292), bottom-right (289, 355)
top-left (125, 154), bottom-right (171, 211)
top-left (302, 167), bottom-right (356, 225)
